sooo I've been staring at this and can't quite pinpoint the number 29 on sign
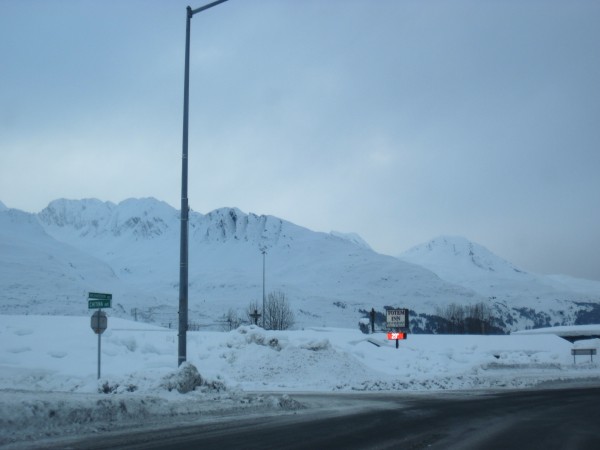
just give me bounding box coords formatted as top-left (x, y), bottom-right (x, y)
top-left (387, 332), bottom-right (407, 340)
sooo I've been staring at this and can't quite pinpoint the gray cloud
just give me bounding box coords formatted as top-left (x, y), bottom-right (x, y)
top-left (1, 0), bottom-right (599, 280)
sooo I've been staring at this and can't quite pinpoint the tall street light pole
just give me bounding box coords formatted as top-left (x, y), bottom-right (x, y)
top-left (179, 0), bottom-right (229, 367)
top-left (262, 249), bottom-right (266, 328)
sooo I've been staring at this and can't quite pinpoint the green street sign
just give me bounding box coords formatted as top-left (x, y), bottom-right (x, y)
top-left (89, 299), bottom-right (111, 309)
top-left (89, 292), bottom-right (112, 301)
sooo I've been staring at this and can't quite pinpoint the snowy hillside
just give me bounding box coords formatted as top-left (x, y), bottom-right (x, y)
top-left (544, 274), bottom-right (600, 297)
top-left (2, 199), bottom-right (599, 332)
top-left (399, 236), bottom-right (600, 330)
top-left (0, 208), bottom-right (138, 316)
top-left (329, 231), bottom-right (372, 250)
top-left (400, 236), bottom-right (526, 283)
top-left (2, 198), bottom-right (480, 330)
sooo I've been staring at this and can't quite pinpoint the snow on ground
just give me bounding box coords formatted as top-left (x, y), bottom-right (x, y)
top-left (1, 315), bottom-right (600, 446)
top-left (513, 324), bottom-right (600, 338)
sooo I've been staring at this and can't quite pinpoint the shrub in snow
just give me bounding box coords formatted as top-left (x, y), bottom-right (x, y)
top-left (245, 331), bottom-right (266, 346)
top-left (242, 329), bottom-right (282, 351)
top-left (99, 380), bottom-right (138, 394)
top-left (300, 339), bottom-right (331, 351)
top-left (222, 307), bottom-right (242, 330)
top-left (268, 337), bottom-right (280, 350)
top-left (358, 318), bottom-right (370, 334)
top-left (120, 336), bottom-right (137, 352)
top-left (159, 362), bottom-right (228, 394)
top-left (273, 394), bottom-right (304, 410)
top-left (201, 378), bottom-right (227, 393)
top-left (160, 362), bottom-right (204, 393)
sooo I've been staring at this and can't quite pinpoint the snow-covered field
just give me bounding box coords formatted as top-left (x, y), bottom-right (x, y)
top-left (1, 314), bottom-right (600, 446)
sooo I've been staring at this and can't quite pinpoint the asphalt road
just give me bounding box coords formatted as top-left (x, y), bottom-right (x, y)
top-left (34, 386), bottom-right (600, 450)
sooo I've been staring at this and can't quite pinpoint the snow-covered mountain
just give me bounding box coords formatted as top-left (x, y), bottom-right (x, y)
top-left (329, 231), bottom-right (372, 250)
top-left (400, 236), bottom-right (525, 282)
top-left (2, 199), bottom-right (599, 331)
top-left (0, 207), bottom-right (136, 316)
top-left (399, 236), bottom-right (600, 329)
top-left (2, 198), bottom-right (481, 329)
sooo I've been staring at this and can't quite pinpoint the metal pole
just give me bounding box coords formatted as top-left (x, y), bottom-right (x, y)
top-left (178, 6), bottom-right (192, 367)
top-left (262, 250), bottom-right (266, 328)
top-left (178, 0), bottom-right (229, 367)
top-left (96, 309), bottom-right (102, 379)
top-left (98, 330), bottom-right (101, 379)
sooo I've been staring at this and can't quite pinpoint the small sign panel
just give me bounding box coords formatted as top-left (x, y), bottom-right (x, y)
top-left (386, 308), bottom-right (408, 329)
top-left (88, 292), bottom-right (112, 309)
top-left (387, 332), bottom-right (407, 340)
top-left (89, 292), bottom-right (112, 301)
top-left (91, 310), bottom-right (108, 334)
top-left (88, 299), bottom-right (111, 309)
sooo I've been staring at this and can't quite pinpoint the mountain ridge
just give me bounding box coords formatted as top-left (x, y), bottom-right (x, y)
top-left (2, 198), bottom-right (599, 331)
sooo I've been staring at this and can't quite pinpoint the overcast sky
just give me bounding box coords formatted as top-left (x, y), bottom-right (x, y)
top-left (1, 0), bottom-right (599, 280)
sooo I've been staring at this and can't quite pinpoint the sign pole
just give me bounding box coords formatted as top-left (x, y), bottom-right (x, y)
top-left (89, 297), bottom-right (109, 379)
top-left (98, 318), bottom-right (101, 379)
top-left (97, 309), bottom-right (102, 379)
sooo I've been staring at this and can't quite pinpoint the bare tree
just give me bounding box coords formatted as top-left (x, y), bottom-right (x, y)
top-left (436, 303), bottom-right (465, 334)
top-left (263, 290), bottom-right (295, 330)
top-left (222, 308), bottom-right (241, 331)
top-left (465, 302), bottom-right (493, 334)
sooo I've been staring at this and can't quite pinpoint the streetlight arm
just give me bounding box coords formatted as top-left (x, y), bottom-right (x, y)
top-left (190, 0), bottom-right (229, 17)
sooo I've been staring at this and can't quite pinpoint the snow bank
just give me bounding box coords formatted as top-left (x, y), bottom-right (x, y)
top-left (1, 315), bottom-right (599, 445)
top-left (0, 385), bottom-right (302, 446)
top-left (2, 316), bottom-right (598, 394)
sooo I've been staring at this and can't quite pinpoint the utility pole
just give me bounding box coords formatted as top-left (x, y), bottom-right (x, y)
top-left (179, 0), bottom-right (230, 367)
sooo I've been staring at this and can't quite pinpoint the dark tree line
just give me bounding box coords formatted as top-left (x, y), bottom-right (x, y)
top-left (435, 302), bottom-right (503, 334)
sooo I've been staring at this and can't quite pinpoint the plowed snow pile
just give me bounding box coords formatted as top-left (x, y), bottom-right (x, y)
top-left (1, 315), bottom-right (599, 445)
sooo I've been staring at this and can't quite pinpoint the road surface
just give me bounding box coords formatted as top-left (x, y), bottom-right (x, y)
top-left (31, 386), bottom-right (600, 450)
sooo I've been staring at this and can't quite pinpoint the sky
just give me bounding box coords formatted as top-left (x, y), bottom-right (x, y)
top-left (1, 0), bottom-right (599, 280)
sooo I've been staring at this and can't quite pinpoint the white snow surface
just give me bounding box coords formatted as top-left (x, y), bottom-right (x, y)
top-left (514, 324), bottom-right (600, 338)
top-left (329, 231), bottom-right (372, 250)
top-left (1, 315), bottom-right (600, 446)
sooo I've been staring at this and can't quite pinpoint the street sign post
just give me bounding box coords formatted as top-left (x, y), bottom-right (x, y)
top-left (386, 308), bottom-right (409, 349)
top-left (88, 292), bottom-right (112, 309)
top-left (87, 293), bottom-right (111, 378)
top-left (90, 309), bottom-right (108, 379)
